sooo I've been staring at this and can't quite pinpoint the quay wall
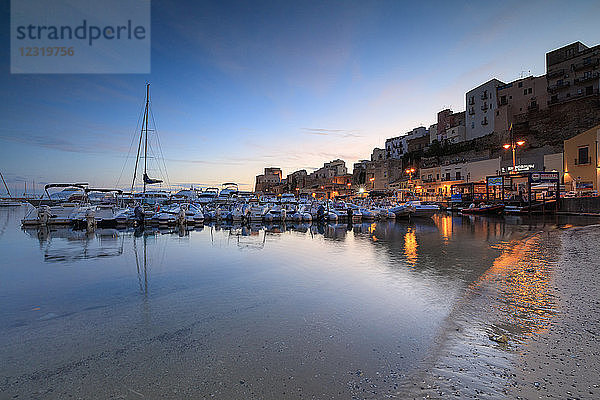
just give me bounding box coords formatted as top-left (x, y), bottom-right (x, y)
top-left (559, 197), bottom-right (600, 214)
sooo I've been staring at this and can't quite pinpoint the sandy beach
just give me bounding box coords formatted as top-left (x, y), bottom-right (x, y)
top-left (511, 225), bottom-right (600, 399)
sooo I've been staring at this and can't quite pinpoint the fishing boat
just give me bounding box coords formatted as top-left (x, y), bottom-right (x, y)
top-left (461, 203), bottom-right (505, 215)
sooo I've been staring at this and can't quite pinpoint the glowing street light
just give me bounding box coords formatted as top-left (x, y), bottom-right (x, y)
top-left (503, 124), bottom-right (525, 174)
top-left (405, 167), bottom-right (416, 185)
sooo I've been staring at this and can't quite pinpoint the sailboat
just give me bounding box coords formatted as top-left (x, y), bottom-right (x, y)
top-left (131, 83), bottom-right (169, 206)
top-left (0, 171), bottom-right (22, 206)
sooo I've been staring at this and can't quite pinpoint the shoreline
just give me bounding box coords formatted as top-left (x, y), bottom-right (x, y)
top-left (510, 225), bottom-right (600, 399)
top-left (401, 224), bottom-right (600, 399)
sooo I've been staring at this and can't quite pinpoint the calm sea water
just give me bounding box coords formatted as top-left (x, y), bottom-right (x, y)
top-left (0, 206), bottom-right (596, 399)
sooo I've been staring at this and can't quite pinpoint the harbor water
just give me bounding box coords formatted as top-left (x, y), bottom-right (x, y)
top-left (0, 206), bottom-right (597, 399)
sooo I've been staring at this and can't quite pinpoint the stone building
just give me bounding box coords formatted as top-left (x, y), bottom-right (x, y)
top-left (255, 167), bottom-right (282, 192)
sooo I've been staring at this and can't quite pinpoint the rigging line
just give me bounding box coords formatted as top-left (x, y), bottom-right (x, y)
top-left (149, 107), bottom-right (171, 190)
top-left (149, 107), bottom-right (169, 189)
top-left (116, 100), bottom-right (146, 190)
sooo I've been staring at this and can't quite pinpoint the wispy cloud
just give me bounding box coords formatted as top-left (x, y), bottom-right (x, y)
top-left (301, 128), bottom-right (362, 138)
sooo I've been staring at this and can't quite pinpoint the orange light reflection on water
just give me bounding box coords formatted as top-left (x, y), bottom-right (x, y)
top-left (471, 234), bottom-right (557, 342)
top-left (404, 227), bottom-right (418, 266)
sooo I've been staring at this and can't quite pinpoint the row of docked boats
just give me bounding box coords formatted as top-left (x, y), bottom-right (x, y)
top-left (20, 183), bottom-right (441, 228)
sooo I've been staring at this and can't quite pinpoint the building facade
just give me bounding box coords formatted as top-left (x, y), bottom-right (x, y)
top-left (385, 126), bottom-right (428, 159)
top-left (437, 109), bottom-right (466, 143)
top-left (564, 124), bottom-right (600, 192)
top-left (546, 41), bottom-right (600, 105)
top-left (465, 78), bottom-right (505, 141)
top-left (371, 148), bottom-right (385, 162)
top-left (495, 75), bottom-right (549, 135)
top-left (255, 167), bottom-right (282, 192)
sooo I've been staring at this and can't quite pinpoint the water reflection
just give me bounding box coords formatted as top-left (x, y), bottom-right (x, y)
top-left (22, 227), bottom-right (124, 262)
top-left (404, 228), bottom-right (418, 266)
top-left (2, 207), bottom-right (600, 399)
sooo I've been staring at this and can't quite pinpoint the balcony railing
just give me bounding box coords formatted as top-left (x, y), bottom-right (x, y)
top-left (481, 104), bottom-right (488, 111)
top-left (574, 72), bottom-right (599, 84)
top-left (481, 92), bottom-right (488, 100)
top-left (573, 59), bottom-right (599, 72)
top-left (468, 108), bottom-right (475, 115)
top-left (548, 81), bottom-right (570, 93)
top-left (481, 119), bottom-right (488, 125)
top-left (575, 157), bottom-right (591, 165)
top-left (468, 97), bottom-right (475, 105)
top-left (547, 68), bottom-right (565, 79)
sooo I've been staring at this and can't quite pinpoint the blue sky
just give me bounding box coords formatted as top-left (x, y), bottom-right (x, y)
top-left (1, 0), bottom-right (599, 193)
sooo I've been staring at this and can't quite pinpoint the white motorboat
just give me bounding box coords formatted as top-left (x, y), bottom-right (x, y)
top-left (248, 203), bottom-right (270, 221)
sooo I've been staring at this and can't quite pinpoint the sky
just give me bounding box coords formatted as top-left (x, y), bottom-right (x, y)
top-left (1, 0), bottom-right (599, 194)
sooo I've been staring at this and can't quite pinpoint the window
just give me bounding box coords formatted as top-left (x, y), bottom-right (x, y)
top-left (586, 86), bottom-right (594, 95)
top-left (518, 82), bottom-right (523, 88)
top-left (455, 171), bottom-right (462, 180)
top-left (578, 146), bottom-right (590, 165)
top-left (528, 88), bottom-right (532, 94)
top-left (436, 173), bottom-right (440, 180)
top-left (500, 95), bottom-right (507, 105)
top-left (524, 89), bottom-right (527, 95)
top-left (445, 172), bottom-right (450, 181)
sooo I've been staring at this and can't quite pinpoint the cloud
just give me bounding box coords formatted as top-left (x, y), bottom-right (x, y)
top-left (301, 128), bottom-right (363, 138)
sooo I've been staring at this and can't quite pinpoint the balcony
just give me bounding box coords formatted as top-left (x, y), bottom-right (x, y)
top-left (527, 103), bottom-right (539, 111)
top-left (575, 157), bottom-right (592, 166)
top-left (468, 97), bottom-right (475, 105)
top-left (468, 107), bottom-right (475, 115)
top-left (547, 68), bottom-right (565, 79)
top-left (481, 119), bottom-right (488, 126)
top-left (481, 92), bottom-right (488, 100)
top-left (574, 72), bottom-right (599, 84)
top-left (548, 81), bottom-right (570, 93)
top-left (573, 59), bottom-right (599, 72)
top-left (480, 104), bottom-right (488, 111)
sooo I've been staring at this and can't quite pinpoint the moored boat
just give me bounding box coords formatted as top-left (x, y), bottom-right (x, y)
top-left (461, 204), bottom-right (505, 215)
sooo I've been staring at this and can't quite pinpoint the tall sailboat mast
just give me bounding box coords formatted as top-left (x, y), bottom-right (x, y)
top-left (0, 171), bottom-right (11, 198)
top-left (143, 83), bottom-right (150, 194)
top-left (130, 83), bottom-right (163, 198)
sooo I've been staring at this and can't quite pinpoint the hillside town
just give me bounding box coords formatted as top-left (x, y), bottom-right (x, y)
top-left (255, 41), bottom-right (600, 203)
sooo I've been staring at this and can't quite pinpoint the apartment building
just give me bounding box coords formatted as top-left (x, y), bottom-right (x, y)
top-left (437, 109), bottom-right (466, 143)
top-left (428, 123), bottom-right (438, 143)
top-left (465, 78), bottom-right (505, 141)
top-left (495, 75), bottom-right (548, 135)
top-left (546, 41), bottom-right (600, 105)
top-left (371, 148), bottom-right (385, 161)
top-left (385, 126), bottom-right (428, 159)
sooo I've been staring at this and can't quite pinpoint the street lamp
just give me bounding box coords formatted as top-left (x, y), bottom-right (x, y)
top-left (503, 124), bottom-right (525, 174)
top-left (405, 167), bottom-right (415, 183)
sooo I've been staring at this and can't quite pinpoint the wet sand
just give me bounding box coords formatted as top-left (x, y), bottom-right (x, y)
top-left (403, 225), bottom-right (600, 399)
top-left (510, 225), bottom-right (600, 399)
